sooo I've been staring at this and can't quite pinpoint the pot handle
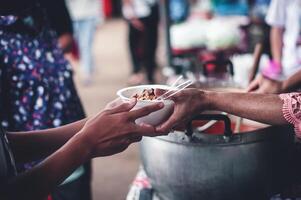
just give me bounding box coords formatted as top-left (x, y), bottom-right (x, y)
top-left (186, 114), bottom-right (233, 137)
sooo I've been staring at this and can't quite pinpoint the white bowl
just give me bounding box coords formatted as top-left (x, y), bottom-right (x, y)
top-left (117, 85), bottom-right (174, 126)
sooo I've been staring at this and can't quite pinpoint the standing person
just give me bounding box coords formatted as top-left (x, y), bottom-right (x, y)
top-left (0, 2), bottom-right (91, 200)
top-left (260, 0), bottom-right (301, 80)
top-left (44, 0), bottom-right (74, 53)
top-left (122, 0), bottom-right (160, 85)
top-left (65, 0), bottom-right (103, 85)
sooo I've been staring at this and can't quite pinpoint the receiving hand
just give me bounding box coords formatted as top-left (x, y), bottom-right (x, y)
top-left (247, 74), bottom-right (283, 94)
top-left (79, 98), bottom-right (164, 157)
top-left (104, 98), bottom-right (123, 110)
top-left (155, 88), bottom-right (205, 133)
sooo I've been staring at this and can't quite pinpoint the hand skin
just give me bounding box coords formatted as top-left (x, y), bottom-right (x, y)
top-left (7, 98), bottom-right (131, 164)
top-left (58, 33), bottom-right (74, 53)
top-left (248, 69), bottom-right (301, 94)
top-left (122, 0), bottom-right (144, 31)
top-left (270, 27), bottom-right (284, 65)
top-left (130, 18), bottom-right (145, 31)
top-left (7, 118), bottom-right (88, 164)
top-left (156, 89), bottom-right (287, 133)
top-left (247, 74), bottom-right (283, 94)
top-left (2, 98), bottom-right (164, 200)
top-left (247, 26), bottom-right (285, 93)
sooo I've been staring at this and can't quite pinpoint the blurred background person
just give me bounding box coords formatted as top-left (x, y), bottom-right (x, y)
top-left (0, 1), bottom-right (92, 200)
top-left (261, 0), bottom-right (301, 80)
top-left (45, 0), bottom-right (74, 54)
top-left (122, 0), bottom-right (160, 85)
top-left (66, 0), bottom-right (103, 85)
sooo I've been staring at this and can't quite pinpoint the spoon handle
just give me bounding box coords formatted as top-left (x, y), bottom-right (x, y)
top-left (163, 80), bottom-right (193, 100)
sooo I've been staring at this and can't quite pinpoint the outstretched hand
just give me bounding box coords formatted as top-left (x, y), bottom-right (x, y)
top-left (80, 98), bottom-right (164, 157)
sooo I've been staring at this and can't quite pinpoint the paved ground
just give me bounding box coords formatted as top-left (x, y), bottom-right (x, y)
top-left (73, 19), bottom-right (165, 200)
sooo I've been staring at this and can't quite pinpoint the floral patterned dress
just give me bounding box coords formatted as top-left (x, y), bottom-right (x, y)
top-left (0, 9), bottom-right (85, 170)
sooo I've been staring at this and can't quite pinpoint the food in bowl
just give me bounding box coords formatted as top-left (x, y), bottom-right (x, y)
top-left (117, 85), bottom-right (174, 126)
top-left (132, 88), bottom-right (157, 100)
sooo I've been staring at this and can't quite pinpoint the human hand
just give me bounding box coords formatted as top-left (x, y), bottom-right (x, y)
top-left (58, 33), bottom-right (74, 53)
top-left (104, 98), bottom-right (123, 110)
top-left (79, 99), bottom-right (164, 157)
top-left (130, 18), bottom-right (144, 31)
top-left (155, 88), bottom-right (207, 133)
top-left (247, 74), bottom-right (283, 94)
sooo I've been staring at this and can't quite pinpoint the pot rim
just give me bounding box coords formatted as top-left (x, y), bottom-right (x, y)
top-left (145, 124), bottom-right (294, 146)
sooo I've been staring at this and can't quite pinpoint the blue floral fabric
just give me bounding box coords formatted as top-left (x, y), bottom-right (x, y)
top-left (0, 16), bottom-right (85, 170)
top-left (0, 16), bottom-right (17, 26)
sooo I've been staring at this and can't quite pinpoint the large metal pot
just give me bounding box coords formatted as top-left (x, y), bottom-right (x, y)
top-left (140, 114), bottom-right (295, 200)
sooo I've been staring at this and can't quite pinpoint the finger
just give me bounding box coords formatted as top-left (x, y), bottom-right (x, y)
top-left (173, 123), bottom-right (187, 131)
top-left (132, 123), bottom-right (156, 136)
top-left (117, 135), bottom-right (142, 146)
top-left (104, 98), bottom-right (122, 110)
top-left (108, 98), bottom-right (137, 114)
top-left (128, 102), bottom-right (164, 120)
top-left (246, 80), bottom-right (259, 92)
top-left (256, 84), bottom-right (269, 94)
top-left (112, 143), bottom-right (130, 154)
top-left (156, 114), bottom-right (179, 133)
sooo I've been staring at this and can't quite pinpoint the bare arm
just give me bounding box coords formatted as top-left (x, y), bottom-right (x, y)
top-left (281, 69), bottom-right (301, 92)
top-left (2, 100), bottom-right (164, 200)
top-left (156, 89), bottom-right (287, 133)
top-left (6, 119), bottom-right (87, 163)
top-left (3, 132), bottom-right (91, 200)
top-left (270, 26), bottom-right (284, 64)
top-left (206, 92), bottom-right (286, 124)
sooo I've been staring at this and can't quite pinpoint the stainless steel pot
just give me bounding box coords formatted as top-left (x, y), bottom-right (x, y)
top-left (140, 114), bottom-right (295, 200)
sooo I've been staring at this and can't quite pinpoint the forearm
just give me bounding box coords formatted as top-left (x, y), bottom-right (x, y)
top-left (2, 132), bottom-right (90, 200)
top-left (7, 119), bottom-right (87, 163)
top-left (282, 69), bottom-right (301, 92)
top-left (270, 27), bottom-right (284, 63)
top-left (205, 91), bottom-right (287, 125)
